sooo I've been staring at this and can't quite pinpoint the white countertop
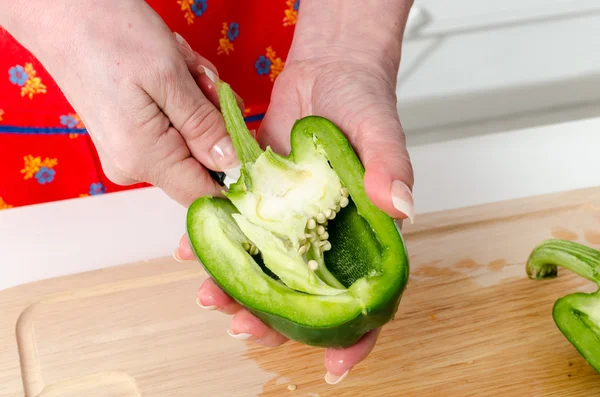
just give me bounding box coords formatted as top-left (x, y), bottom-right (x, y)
top-left (1, 116), bottom-right (600, 291)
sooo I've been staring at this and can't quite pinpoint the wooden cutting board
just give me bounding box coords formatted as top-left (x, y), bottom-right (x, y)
top-left (2, 187), bottom-right (600, 397)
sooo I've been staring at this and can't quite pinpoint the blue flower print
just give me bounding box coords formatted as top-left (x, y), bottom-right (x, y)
top-left (89, 182), bottom-right (106, 195)
top-left (294, 0), bottom-right (300, 11)
top-left (191, 0), bottom-right (207, 17)
top-left (35, 167), bottom-right (55, 184)
top-left (9, 65), bottom-right (28, 86)
top-left (60, 115), bottom-right (78, 129)
top-left (255, 56), bottom-right (272, 75)
top-left (227, 22), bottom-right (240, 41)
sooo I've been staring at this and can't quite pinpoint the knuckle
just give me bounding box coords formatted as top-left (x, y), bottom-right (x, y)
top-left (181, 101), bottom-right (224, 142)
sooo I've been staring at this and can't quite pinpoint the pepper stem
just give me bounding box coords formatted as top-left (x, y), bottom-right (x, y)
top-left (216, 81), bottom-right (262, 165)
top-left (526, 239), bottom-right (600, 285)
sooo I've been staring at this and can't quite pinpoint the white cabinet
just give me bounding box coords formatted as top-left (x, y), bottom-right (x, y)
top-left (398, 0), bottom-right (600, 145)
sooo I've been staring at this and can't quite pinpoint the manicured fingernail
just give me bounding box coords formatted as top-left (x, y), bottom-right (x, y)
top-left (173, 249), bottom-right (183, 262)
top-left (391, 180), bottom-right (415, 224)
top-left (325, 369), bottom-right (350, 385)
top-left (199, 65), bottom-right (218, 83)
top-left (174, 32), bottom-right (192, 51)
top-left (196, 297), bottom-right (218, 310)
top-left (211, 136), bottom-right (240, 180)
top-left (227, 329), bottom-right (253, 340)
top-left (174, 32), bottom-right (196, 62)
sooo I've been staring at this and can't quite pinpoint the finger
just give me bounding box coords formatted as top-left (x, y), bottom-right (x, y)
top-left (143, 34), bottom-right (240, 178)
top-left (196, 277), bottom-right (242, 315)
top-left (323, 327), bottom-right (382, 384)
top-left (174, 233), bottom-right (196, 261)
top-left (174, 32), bottom-right (245, 112)
top-left (357, 110), bottom-right (415, 223)
top-left (228, 308), bottom-right (288, 347)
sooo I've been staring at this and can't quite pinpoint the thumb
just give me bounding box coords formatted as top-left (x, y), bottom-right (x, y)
top-left (357, 112), bottom-right (415, 223)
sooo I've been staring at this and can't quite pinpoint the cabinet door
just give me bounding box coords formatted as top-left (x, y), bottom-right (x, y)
top-left (398, 0), bottom-right (600, 135)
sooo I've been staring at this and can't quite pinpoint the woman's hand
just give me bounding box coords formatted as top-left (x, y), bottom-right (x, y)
top-left (1, 0), bottom-right (241, 206)
top-left (177, 0), bottom-right (415, 383)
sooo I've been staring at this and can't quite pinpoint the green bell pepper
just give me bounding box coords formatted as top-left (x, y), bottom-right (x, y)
top-left (186, 81), bottom-right (410, 348)
top-left (526, 239), bottom-right (600, 372)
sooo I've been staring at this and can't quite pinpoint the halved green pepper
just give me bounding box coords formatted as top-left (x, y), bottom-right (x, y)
top-left (526, 239), bottom-right (600, 372)
top-left (186, 81), bottom-right (409, 348)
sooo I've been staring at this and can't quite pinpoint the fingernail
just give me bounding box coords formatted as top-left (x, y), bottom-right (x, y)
top-left (211, 136), bottom-right (240, 179)
top-left (324, 369), bottom-right (350, 385)
top-left (391, 180), bottom-right (415, 224)
top-left (174, 33), bottom-right (196, 62)
top-left (199, 65), bottom-right (218, 83)
top-left (227, 329), bottom-right (253, 340)
top-left (196, 297), bottom-right (218, 310)
top-left (174, 32), bottom-right (192, 51)
top-left (173, 249), bottom-right (183, 262)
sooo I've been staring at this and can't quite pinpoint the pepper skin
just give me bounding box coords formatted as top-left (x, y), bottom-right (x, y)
top-left (186, 81), bottom-right (410, 348)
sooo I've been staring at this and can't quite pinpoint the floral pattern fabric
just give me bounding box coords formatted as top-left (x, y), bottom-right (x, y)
top-left (0, 0), bottom-right (298, 210)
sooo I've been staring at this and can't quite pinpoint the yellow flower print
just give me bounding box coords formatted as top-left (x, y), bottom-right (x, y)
top-left (21, 155), bottom-right (58, 181)
top-left (178, 0), bottom-right (207, 25)
top-left (217, 22), bottom-right (239, 56)
top-left (255, 47), bottom-right (285, 82)
top-left (266, 47), bottom-right (284, 82)
top-left (9, 63), bottom-right (47, 99)
top-left (20, 63), bottom-right (47, 99)
top-left (60, 113), bottom-right (86, 138)
top-left (283, 0), bottom-right (300, 27)
top-left (218, 37), bottom-right (234, 56)
top-left (0, 197), bottom-right (12, 210)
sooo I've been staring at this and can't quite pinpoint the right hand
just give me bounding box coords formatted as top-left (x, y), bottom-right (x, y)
top-left (5, 0), bottom-right (240, 206)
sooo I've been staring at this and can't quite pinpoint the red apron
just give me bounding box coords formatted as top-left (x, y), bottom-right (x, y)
top-left (0, 0), bottom-right (298, 210)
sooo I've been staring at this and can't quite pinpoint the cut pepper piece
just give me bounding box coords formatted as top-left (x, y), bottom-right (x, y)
top-left (526, 239), bottom-right (600, 372)
top-left (186, 81), bottom-right (409, 348)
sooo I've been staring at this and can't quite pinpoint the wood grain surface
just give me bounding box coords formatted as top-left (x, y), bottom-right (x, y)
top-left (2, 187), bottom-right (600, 397)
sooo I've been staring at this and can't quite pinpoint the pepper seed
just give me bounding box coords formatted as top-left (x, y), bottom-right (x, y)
top-left (340, 196), bottom-right (349, 208)
top-left (308, 260), bottom-right (318, 271)
top-left (316, 213), bottom-right (327, 224)
top-left (307, 218), bottom-right (317, 230)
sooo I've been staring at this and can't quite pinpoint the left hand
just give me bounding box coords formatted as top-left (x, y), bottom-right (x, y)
top-left (175, 45), bottom-right (415, 383)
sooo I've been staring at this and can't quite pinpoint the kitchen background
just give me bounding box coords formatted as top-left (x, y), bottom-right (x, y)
top-left (398, 0), bottom-right (600, 145)
top-left (1, 0), bottom-right (600, 290)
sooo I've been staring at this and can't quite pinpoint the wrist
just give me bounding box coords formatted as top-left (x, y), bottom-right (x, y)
top-left (288, 0), bottom-right (413, 78)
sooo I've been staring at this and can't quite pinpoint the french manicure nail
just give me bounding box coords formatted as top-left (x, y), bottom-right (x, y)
top-left (199, 65), bottom-right (218, 83)
top-left (325, 369), bottom-right (350, 385)
top-left (211, 136), bottom-right (240, 177)
top-left (173, 249), bottom-right (183, 262)
top-left (391, 180), bottom-right (415, 224)
top-left (174, 33), bottom-right (196, 62)
top-left (227, 329), bottom-right (253, 340)
top-left (196, 297), bottom-right (218, 310)
top-left (174, 32), bottom-right (192, 51)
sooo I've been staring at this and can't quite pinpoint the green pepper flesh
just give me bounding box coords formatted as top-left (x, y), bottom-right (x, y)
top-left (186, 82), bottom-right (409, 348)
top-left (526, 239), bottom-right (600, 372)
